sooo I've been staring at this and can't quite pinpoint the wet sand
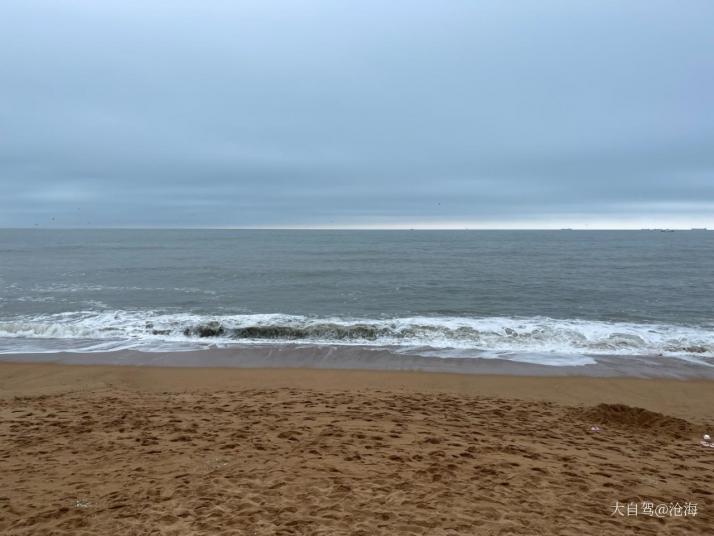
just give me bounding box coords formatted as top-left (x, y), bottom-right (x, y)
top-left (2, 344), bottom-right (714, 379)
top-left (1, 362), bottom-right (713, 535)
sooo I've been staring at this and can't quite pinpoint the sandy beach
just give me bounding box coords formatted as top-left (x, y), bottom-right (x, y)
top-left (1, 362), bottom-right (712, 535)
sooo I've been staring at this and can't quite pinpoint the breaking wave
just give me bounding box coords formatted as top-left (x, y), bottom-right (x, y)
top-left (0, 310), bottom-right (713, 365)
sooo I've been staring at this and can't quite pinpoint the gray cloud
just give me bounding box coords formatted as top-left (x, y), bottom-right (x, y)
top-left (1, 0), bottom-right (713, 228)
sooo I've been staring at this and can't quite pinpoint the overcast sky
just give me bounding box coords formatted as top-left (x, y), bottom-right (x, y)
top-left (1, 1), bottom-right (713, 229)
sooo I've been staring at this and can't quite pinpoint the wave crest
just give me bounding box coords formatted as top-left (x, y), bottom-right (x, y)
top-left (1, 311), bottom-right (713, 363)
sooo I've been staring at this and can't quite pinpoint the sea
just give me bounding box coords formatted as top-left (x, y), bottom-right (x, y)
top-left (1, 229), bottom-right (713, 369)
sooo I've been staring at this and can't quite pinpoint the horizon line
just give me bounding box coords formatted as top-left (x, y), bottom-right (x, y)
top-left (0, 226), bottom-right (710, 231)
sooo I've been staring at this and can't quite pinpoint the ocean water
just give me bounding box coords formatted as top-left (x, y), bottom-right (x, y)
top-left (1, 229), bottom-right (713, 367)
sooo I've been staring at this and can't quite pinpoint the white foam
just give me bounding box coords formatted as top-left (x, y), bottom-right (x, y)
top-left (0, 310), bottom-right (713, 366)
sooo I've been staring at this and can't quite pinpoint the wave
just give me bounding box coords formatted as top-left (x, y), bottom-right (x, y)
top-left (0, 311), bottom-right (713, 364)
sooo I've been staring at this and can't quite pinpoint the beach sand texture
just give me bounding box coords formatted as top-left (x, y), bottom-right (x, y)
top-left (1, 363), bottom-right (712, 535)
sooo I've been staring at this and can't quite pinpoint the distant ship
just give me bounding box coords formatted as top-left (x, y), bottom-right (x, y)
top-left (691, 227), bottom-right (708, 231)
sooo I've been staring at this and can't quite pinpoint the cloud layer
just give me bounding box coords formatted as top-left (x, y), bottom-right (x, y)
top-left (1, 1), bottom-right (713, 228)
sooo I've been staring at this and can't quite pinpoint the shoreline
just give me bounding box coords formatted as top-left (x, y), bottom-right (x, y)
top-left (0, 344), bottom-right (714, 380)
top-left (1, 344), bottom-right (714, 379)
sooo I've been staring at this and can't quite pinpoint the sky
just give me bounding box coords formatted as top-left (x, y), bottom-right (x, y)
top-left (1, 0), bottom-right (713, 229)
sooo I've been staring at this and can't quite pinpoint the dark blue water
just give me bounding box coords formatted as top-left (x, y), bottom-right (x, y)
top-left (1, 229), bottom-right (713, 364)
